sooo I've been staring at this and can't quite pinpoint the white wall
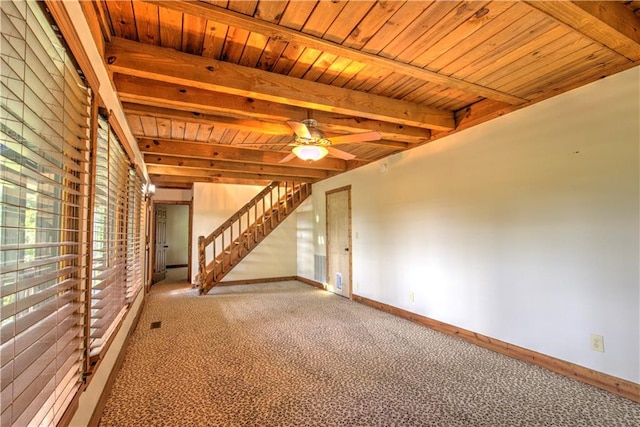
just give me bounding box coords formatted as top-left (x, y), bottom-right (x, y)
top-left (296, 199), bottom-right (315, 280)
top-left (164, 204), bottom-right (189, 266)
top-left (192, 183), bottom-right (297, 283)
top-left (298, 67), bottom-right (640, 383)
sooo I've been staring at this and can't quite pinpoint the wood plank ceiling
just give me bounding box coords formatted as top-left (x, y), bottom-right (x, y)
top-left (85, 1), bottom-right (640, 188)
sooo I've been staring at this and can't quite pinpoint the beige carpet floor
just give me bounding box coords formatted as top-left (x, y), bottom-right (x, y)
top-left (99, 279), bottom-right (640, 426)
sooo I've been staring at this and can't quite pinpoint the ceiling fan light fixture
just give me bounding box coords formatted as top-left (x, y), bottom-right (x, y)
top-left (292, 144), bottom-right (329, 161)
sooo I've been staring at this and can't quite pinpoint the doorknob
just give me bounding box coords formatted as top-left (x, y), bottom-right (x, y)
top-left (344, 247), bottom-right (349, 252)
top-left (163, 245), bottom-right (169, 248)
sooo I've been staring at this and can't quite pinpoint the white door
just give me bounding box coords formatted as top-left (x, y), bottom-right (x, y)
top-left (327, 187), bottom-right (351, 298)
top-left (153, 205), bottom-right (167, 283)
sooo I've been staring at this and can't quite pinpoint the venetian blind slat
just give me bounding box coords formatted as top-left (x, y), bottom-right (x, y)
top-left (0, 1), bottom-right (89, 425)
top-left (89, 116), bottom-right (130, 356)
top-left (126, 170), bottom-right (144, 301)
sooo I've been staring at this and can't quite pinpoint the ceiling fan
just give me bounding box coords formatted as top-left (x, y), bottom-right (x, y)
top-left (279, 119), bottom-right (381, 163)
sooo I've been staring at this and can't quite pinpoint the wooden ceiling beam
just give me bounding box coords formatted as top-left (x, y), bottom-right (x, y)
top-left (221, 138), bottom-right (407, 150)
top-left (525, 1), bottom-right (640, 61)
top-left (150, 181), bottom-right (193, 190)
top-left (453, 100), bottom-right (515, 134)
top-left (147, 164), bottom-right (318, 183)
top-left (137, 138), bottom-right (351, 171)
top-left (126, 104), bottom-right (410, 150)
top-left (123, 103), bottom-right (293, 136)
top-left (331, 139), bottom-right (408, 150)
top-left (142, 0), bottom-right (526, 105)
top-left (312, 114), bottom-right (430, 144)
top-left (150, 175), bottom-right (271, 187)
top-left (115, 75), bottom-right (431, 143)
top-left (106, 37), bottom-right (455, 130)
top-left (143, 154), bottom-right (329, 179)
top-left (115, 74), bottom-right (301, 121)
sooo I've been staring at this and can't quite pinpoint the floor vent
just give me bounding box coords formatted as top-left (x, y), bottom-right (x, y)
top-left (150, 321), bottom-right (162, 329)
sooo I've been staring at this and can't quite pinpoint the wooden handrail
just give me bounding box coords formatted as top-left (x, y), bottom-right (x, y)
top-left (197, 181), bottom-right (312, 293)
top-left (202, 181), bottom-right (279, 246)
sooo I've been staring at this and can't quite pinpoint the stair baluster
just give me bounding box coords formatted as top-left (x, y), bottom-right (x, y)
top-left (197, 181), bottom-right (312, 294)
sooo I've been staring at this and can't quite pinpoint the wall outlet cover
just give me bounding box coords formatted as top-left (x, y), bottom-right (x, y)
top-left (591, 334), bottom-right (605, 352)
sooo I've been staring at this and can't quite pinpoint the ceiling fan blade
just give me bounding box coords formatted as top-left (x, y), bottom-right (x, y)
top-left (278, 152), bottom-right (298, 163)
top-left (327, 131), bottom-right (381, 145)
top-left (286, 121), bottom-right (311, 139)
top-left (327, 146), bottom-right (356, 161)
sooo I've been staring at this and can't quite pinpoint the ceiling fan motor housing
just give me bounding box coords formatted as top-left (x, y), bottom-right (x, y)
top-left (301, 118), bottom-right (318, 128)
top-left (296, 119), bottom-right (330, 145)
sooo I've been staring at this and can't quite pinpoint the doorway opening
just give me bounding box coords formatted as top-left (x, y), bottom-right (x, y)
top-left (152, 201), bottom-right (192, 284)
top-left (326, 186), bottom-right (352, 298)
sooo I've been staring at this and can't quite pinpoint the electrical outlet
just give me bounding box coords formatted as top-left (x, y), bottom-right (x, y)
top-left (591, 334), bottom-right (604, 352)
top-left (355, 281), bottom-right (360, 290)
top-left (409, 291), bottom-right (414, 302)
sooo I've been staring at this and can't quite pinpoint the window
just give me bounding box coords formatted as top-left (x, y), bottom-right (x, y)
top-left (126, 170), bottom-right (144, 302)
top-left (89, 117), bottom-right (128, 358)
top-left (0, 1), bottom-right (90, 425)
top-left (89, 117), bottom-right (145, 357)
top-left (1, 1), bottom-right (147, 425)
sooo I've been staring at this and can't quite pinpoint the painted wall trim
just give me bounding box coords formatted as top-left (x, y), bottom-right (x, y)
top-left (352, 294), bottom-right (640, 403)
top-left (214, 275), bottom-right (325, 290)
top-left (217, 276), bottom-right (297, 287)
top-left (295, 276), bottom-right (326, 291)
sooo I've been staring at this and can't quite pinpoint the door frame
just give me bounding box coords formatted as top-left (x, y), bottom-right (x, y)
top-left (150, 200), bottom-right (193, 284)
top-left (325, 185), bottom-right (353, 299)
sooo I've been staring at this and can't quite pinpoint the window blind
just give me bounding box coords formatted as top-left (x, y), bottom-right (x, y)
top-left (90, 116), bottom-right (128, 357)
top-left (0, 1), bottom-right (90, 426)
top-left (126, 170), bottom-right (144, 302)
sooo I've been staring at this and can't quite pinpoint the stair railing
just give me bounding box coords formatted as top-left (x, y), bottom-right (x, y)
top-left (197, 181), bottom-right (311, 290)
